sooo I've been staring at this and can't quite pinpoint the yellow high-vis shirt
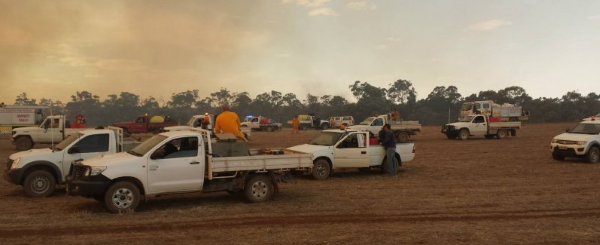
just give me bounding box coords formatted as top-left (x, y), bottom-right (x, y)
top-left (214, 111), bottom-right (246, 140)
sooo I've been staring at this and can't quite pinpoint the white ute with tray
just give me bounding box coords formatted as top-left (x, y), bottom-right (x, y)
top-left (66, 129), bottom-right (312, 213)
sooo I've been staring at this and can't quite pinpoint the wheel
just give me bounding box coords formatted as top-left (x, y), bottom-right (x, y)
top-left (104, 181), bottom-right (141, 213)
top-left (15, 137), bottom-right (34, 151)
top-left (23, 170), bottom-right (56, 198)
top-left (396, 132), bottom-right (409, 142)
top-left (311, 159), bottom-right (331, 180)
top-left (458, 129), bottom-right (469, 140)
top-left (552, 153), bottom-right (565, 161)
top-left (496, 129), bottom-right (507, 139)
top-left (301, 125), bottom-right (308, 130)
top-left (586, 146), bottom-right (600, 163)
top-left (244, 175), bottom-right (274, 203)
top-left (322, 124), bottom-right (329, 130)
top-left (358, 167), bottom-right (371, 173)
top-left (266, 126), bottom-right (273, 132)
top-left (484, 134), bottom-right (494, 139)
top-left (446, 134), bottom-right (455, 140)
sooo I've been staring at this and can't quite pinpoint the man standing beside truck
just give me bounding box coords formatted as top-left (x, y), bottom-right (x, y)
top-left (382, 124), bottom-right (398, 175)
top-left (214, 104), bottom-right (248, 142)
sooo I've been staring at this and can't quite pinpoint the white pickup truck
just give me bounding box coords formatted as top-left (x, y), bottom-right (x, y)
top-left (11, 115), bottom-right (82, 151)
top-left (66, 129), bottom-right (313, 213)
top-left (550, 119), bottom-right (600, 163)
top-left (287, 129), bottom-right (415, 179)
top-left (442, 115), bottom-right (521, 140)
top-left (347, 115), bottom-right (421, 142)
top-left (4, 127), bottom-right (139, 197)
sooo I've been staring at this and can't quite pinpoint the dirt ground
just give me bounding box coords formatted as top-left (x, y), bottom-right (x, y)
top-left (2, 122), bottom-right (600, 244)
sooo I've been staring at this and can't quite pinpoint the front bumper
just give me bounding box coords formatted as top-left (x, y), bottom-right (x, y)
top-left (550, 143), bottom-right (586, 157)
top-left (3, 168), bottom-right (24, 185)
top-left (66, 174), bottom-right (111, 198)
top-left (441, 126), bottom-right (459, 135)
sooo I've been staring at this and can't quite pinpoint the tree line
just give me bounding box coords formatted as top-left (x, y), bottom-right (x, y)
top-left (9, 80), bottom-right (600, 127)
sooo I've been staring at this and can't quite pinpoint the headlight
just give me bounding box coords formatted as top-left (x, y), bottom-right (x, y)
top-left (11, 158), bottom-right (20, 169)
top-left (88, 166), bottom-right (107, 176)
top-left (577, 141), bottom-right (586, 145)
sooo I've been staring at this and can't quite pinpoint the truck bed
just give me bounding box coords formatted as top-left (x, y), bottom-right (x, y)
top-left (489, 121), bottom-right (521, 129)
top-left (209, 149), bottom-right (313, 173)
top-left (390, 120), bottom-right (422, 130)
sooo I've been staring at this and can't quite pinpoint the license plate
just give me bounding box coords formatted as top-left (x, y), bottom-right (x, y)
top-left (559, 146), bottom-right (567, 150)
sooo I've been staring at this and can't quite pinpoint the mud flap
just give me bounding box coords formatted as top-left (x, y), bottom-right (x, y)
top-left (268, 171), bottom-right (279, 195)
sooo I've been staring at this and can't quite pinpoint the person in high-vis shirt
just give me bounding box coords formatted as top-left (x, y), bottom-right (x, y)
top-left (214, 104), bottom-right (248, 142)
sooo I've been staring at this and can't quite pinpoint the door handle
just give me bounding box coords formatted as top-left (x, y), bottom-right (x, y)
top-left (190, 161), bottom-right (200, 165)
top-left (361, 151), bottom-right (366, 154)
top-left (149, 165), bottom-right (158, 171)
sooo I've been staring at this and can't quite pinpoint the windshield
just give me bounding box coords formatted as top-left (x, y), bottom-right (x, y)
top-left (129, 135), bottom-right (168, 156)
top-left (359, 117), bottom-right (375, 125)
top-left (309, 132), bottom-right (344, 146)
top-left (568, 123), bottom-right (600, 135)
top-left (55, 133), bottom-right (83, 151)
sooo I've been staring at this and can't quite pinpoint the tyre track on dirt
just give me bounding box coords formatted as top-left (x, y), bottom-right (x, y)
top-left (3, 207), bottom-right (600, 238)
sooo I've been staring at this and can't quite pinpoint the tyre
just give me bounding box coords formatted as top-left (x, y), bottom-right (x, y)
top-left (266, 126), bottom-right (273, 132)
top-left (458, 129), bottom-right (469, 140)
top-left (311, 159), bottom-right (331, 180)
top-left (15, 137), bottom-right (34, 151)
top-left (244, 175), bottom-right (274, 203)
top-left (104, 181), bottom-right (141, 213)
top-left (322, 124), bottom-right (329, 130)
top-left (396, 132), bottom-right (409, 142)
top-left (496, 129), bottom-right (507, 139)
top-left (586, 146), bottom-right (600, 163)
top-left (23, 170), bottom-right (56, 198)
top-left (446, 134), bottom-right (455, 140)
top-left (552, 153), bottom-right (565, 161)
top-left (301, 125), bottom-right (308, 130)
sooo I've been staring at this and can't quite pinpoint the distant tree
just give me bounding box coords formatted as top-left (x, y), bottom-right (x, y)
top-left (387, 79), bottom-right (417, 105)
top-left (209, 88), bottom-right (233, 107)
top-left (14, 92), bottom-right (37, 105)
top-left (168, 90), bottom-right (198, 109)
top-left (498, 86), bottom-right (531, 105)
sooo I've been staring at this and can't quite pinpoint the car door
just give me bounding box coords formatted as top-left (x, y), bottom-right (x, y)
top-left (333, 132), bottom-right (369, 168)
top-left (61, 133), bottom-right (111, 182)
top-left (470, 115), bottom-right (488, 136)
top-left (147, 136), bottom-right (204, 194)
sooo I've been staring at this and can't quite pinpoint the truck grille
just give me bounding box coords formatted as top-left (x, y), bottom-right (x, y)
top-left (556, 140), bottom-right (577, 145)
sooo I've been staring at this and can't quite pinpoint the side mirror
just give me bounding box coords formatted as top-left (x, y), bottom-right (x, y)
top-left (68, 147), bottom-right (80, 154)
